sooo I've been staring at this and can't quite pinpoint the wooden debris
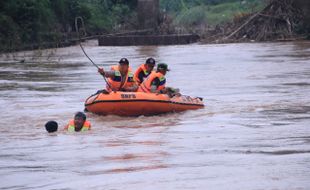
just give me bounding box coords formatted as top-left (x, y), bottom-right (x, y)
top-left (204, 0), bottom-right (307, 43)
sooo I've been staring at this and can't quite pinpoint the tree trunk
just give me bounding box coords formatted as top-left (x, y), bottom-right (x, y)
top-left (137, 0), bottom-right (159, 30)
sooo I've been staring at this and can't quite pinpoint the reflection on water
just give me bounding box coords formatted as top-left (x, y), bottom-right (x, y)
top-left (0, 41), bottom-right (310, 190)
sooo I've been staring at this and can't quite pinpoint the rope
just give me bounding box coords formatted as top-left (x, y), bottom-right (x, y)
top-left (74, 16), bottom-right (111, 89)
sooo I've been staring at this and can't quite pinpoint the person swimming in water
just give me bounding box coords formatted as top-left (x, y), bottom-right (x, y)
top-left (45, 112), bottom-right (91, 133)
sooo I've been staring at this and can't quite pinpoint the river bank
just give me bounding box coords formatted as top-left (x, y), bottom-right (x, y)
top-left (197, 0), bottom-right (310, 44)
top-left (1, 0), bottom-right (309, 53)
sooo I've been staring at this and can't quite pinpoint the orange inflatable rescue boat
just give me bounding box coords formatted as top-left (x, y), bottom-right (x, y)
top-left (85, 91), bottom-right (204, 116)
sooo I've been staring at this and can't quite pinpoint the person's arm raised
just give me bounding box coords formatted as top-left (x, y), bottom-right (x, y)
top-left (98, 68), bottom-right (115, 78)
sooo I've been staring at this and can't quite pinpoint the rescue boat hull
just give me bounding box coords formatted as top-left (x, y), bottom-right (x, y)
top-left (84, 91), bottom-right (204, 116)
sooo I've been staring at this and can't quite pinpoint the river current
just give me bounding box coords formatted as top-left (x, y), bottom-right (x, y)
top-left (0, 41), bottom-right (310, 189)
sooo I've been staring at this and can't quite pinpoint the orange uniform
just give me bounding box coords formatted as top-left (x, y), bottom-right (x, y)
top-left (64, 119), bottom-right (91, 132)
top-left (138, 71), bottom-right (166, 93)
top-left (107, 65), bottom-right (135, 92)
top-left (134, 64), bottom-right (152, 85)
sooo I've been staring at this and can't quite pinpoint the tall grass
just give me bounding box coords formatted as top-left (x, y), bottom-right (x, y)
top-left (173, 1), bottom-right (264, 27)
top-left (174, 6), bottom-right (208, 26)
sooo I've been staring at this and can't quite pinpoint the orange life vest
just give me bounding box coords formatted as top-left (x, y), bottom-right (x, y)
top-left (134, 64), bottom-right (151, 84)
top-left (65, 119), bottom-right (91, 132)
top-left (107, 65), bottom-right (135, 92)
top-left (138, 71), bottom-right (166, 93)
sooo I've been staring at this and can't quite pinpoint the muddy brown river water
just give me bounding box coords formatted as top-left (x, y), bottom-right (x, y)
top-left (0, 41), bottom-right (310, 190)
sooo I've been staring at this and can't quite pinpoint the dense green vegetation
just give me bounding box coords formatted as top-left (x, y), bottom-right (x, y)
top-left (0, 0), bottom-right (137, 51)
top-left (0, 0), bottom-right (264, 51)
top-left (160, 0), bottom-right (264, 27)
top-left (0, 0), bottom-right (265, 51)
top-left (0, 0), bottom-right (309, 52)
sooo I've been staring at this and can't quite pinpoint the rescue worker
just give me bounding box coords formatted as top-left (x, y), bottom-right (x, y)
top-left (98, 58), bottom-right (138, 92)
top-left (134, 57), bottom-right (156, 85)
top-left (64, 112), bottom-right (91, 132)
top-left (138, 63), bottom-right (169, 93)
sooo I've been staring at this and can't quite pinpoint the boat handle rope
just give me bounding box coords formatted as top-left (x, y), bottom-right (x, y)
top-left (75, 16), bottom-right (112, 89)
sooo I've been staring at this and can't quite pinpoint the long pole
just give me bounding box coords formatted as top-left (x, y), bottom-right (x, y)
top-left (74, 17), bottom-right (111, 88)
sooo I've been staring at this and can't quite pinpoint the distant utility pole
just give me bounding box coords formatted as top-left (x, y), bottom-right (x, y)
top-left (137, 0), bottom-right (159, 30)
